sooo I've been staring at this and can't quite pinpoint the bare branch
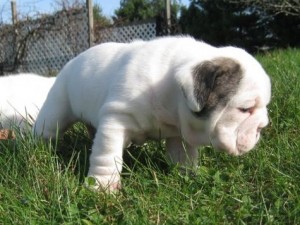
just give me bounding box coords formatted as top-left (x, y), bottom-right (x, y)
top-left (227, 0), bottom-right (300, 16)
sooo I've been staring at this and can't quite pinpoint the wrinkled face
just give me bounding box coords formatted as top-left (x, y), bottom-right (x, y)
top-left (210, 74), bottom-right (271, 155)
top-left (180, 54), bottom-right (271, 155)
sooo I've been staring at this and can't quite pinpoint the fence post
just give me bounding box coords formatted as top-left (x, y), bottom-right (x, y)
top-left (86, 0), bottom-right (94, 47)
top-left (11, 0), bottom-right (18, 73)
top-left (11, 0), bottom-right (17, 24)
top-left (165, 0), bottom-right (171, 34)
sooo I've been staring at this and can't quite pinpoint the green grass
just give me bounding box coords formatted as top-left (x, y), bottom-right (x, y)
top-left (1, 48), bottom-right (300, 224)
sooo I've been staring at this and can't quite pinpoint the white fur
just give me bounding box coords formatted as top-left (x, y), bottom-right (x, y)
top-left (34, 37), bottom-right (271, 190)
top-left (0, 74), bottom-right (55, 129)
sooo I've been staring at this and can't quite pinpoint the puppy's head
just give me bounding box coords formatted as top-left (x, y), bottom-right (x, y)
top-left (178, 48), bottom-right (271, 155)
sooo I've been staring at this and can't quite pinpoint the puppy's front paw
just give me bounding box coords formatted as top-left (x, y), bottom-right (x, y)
top-left (85, 175), bottom-right (121, 193)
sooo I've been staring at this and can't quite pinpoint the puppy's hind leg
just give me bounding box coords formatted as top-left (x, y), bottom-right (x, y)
top-left (33, 84), bottom-right (75, 139)
top-left (166, 137), bottom-right (198, 167)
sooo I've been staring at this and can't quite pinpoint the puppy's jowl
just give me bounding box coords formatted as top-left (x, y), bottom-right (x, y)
top-left (34, 37), bottom-right (271, 191)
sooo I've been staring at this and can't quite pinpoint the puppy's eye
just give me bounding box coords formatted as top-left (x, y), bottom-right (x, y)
top-left (239, 107), bottom-right (252, 113)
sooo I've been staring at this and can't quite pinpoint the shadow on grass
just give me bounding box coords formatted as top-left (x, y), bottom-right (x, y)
top-left (55, 122), bottom-right (170, 183)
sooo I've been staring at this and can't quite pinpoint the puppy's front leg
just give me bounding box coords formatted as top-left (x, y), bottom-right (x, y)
top-left (166, 137), bottom-right (198, 167)
top-left (88, 121), bottom-right (127, 191)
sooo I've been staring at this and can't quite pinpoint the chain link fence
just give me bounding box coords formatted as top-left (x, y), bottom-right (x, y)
top-left (95, 20), bottom-right (156, 44)
top-left (0, 8), bottom-right (89, 75)
top-left (0, 5), bottom-right (158, 76)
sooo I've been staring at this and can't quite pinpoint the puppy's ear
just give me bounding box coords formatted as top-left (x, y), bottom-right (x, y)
top-left (182, 57), bottom-right (242, 113)
top-left (191, 61), bottom-right (219, 112)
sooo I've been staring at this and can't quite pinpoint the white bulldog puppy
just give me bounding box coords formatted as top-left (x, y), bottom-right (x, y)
top-left (34, 37), bottom-right (271, 190)
top-left (0, 73), bottom-right (55, 130)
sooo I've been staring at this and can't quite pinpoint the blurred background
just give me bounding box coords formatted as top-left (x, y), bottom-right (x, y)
top-left (0, 0), bottom-right (299, 75)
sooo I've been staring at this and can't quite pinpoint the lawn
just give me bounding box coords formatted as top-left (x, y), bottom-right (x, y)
top-left (0, 48), bottom-right (299, 224)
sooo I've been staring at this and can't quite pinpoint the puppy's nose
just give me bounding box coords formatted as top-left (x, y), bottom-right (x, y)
top-left (257, 127), bottom-right (262, 133)
top-left (256, 127), bottom-right (262, 140)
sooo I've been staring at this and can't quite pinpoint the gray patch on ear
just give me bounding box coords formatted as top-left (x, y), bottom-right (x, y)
top-left (192, 57), bottom-right (243, 118)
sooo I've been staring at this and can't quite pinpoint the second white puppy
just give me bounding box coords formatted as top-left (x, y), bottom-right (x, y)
top-left (0, 73), bottom-right (55, 130)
